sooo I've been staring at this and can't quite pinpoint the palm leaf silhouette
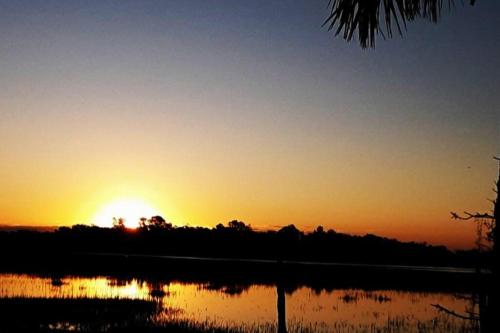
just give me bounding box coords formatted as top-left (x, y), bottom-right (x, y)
top-left (324, 0), bottom-right (477, 48)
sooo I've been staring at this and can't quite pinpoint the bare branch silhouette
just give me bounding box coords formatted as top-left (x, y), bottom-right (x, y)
top-left (451, 211), bottom-right (494, 220)
top-left (431, 303), bottom-right (479, 321)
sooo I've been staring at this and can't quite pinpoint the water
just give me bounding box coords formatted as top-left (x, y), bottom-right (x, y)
top-left (0, 273), bottom-right (479, 332)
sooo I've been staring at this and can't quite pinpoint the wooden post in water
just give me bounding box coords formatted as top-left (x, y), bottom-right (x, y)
top-left (277, 283), bottom-right (287, 333)
top-left (276, 257), bottom-right (287, 333)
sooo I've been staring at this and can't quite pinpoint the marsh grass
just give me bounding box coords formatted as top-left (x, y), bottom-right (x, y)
top-left (0, 296), bottom-right (479, 333)
top-left (0, 288), bottom-right (480, 333)
top-left (0, 312), bottom-right (480, 333)
top-left (0, 297), bottom-right (158, 332)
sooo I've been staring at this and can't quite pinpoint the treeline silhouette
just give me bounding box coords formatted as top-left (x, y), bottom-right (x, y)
top-left (0, 218), bottom-right (487, 268)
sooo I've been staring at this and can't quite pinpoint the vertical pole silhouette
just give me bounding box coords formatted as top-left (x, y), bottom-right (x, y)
top-left (277, 283), bottom-right (287, 333)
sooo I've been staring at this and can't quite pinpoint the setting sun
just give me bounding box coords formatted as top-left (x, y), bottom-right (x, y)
top-left (92, 199), bottom-right (161, 228)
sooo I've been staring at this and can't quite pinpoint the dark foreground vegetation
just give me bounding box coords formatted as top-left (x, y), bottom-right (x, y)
top-left (0, 295), bottom-right (483, 333)
top-left (1, 220), bottom-right (497, 333)
top-left (1, 220), bottom-right (494, 294)
top-left (0, 297), bottom-right (247, 333)
top-left (0, 220), bottom-right (490, 268)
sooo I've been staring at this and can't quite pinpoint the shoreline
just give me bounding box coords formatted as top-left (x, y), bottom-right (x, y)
top-left (1, 252), bottom-right (491, 293)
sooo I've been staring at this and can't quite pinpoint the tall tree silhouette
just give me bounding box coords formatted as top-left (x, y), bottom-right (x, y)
top-left (324, 0), bottom-right (477, 48)
top-left (451, 158), bottom-right (499, 274)
top-left (450, 158), bottom-right (499, 333)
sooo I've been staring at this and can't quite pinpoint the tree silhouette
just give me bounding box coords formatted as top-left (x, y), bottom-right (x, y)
top-left (449, 158), bottom-right (499, 333)
top-left (314, 225), bottom-right (325, 234)
top-left (138, 215), bottom-right (172, 231)
top-left (112, 217), bottom-right (126, 229)
top-left (139, 217), bottom-right (148, 229)
top-left (324, 0), bottom-right (477, 48)
top-left (278, 224), bottom-right (302, 239)
top-left (227, 220), bottom-right (252, 232)
top-left (451, 158), bottom-right (499, 274)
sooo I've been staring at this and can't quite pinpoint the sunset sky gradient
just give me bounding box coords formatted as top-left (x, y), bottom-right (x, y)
top-left (1, 0), bottom-right (499, 249)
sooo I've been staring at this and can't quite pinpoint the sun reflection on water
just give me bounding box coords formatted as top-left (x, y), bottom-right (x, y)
top-left (0, 273), bottom-right (477, 332)
top-left (0, 274), bottom-right (150, 300)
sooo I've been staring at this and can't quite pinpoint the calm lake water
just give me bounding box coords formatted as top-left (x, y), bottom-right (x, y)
top-left (0, 273), bottom-right (479, 333)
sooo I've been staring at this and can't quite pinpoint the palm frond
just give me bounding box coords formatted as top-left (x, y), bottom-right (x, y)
top-left (323, 0), bottom-right (476, 48)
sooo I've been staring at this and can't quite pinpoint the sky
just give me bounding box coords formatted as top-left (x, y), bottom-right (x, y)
top-left (0, 0), bottom-right (499, 249)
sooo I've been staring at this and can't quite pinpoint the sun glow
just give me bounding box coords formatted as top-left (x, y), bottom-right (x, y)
top-left (92, 198), bottom-right (161, 228)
